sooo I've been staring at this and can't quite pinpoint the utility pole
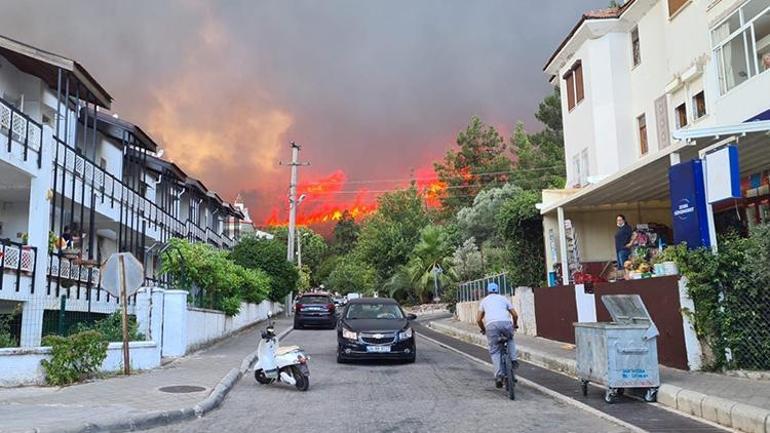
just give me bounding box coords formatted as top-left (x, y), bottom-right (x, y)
top-left (283, 142), bottom-right (310, 262)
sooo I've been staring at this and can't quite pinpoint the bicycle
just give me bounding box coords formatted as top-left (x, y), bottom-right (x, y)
top-left (482, 328), bottom-right (517, 400)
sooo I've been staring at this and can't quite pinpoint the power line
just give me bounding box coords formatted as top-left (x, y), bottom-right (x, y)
top-left (337, 166), bottom-right (562, 186)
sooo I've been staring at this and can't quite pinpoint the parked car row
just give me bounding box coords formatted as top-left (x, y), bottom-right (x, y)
top-left (292, 293), bottom-right (417, 363)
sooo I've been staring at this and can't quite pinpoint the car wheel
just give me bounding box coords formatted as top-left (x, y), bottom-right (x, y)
top-left (336, 352), bottom-right (347, 364)
top-left (405, 354), bottom-right (416, 364)
top-left (293, 321), bottom-right (303, 330)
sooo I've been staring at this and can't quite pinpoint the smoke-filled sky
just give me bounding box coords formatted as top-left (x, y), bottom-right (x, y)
top-left (0, 0), bottom-right (607, 225)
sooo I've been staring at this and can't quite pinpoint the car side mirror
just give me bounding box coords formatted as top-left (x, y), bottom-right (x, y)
top-left (267, 312), bottom-right (273, 319)
top-left (407, 314), bottom-right (417, 321)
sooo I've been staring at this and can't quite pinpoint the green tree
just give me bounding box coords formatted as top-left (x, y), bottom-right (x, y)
top-left (326, 254), bottom-right (377, 295)
top-left (268, 226), bottom-right (328, 281)
top-left (160, 238), bottom-right (270, 315)
top-left (456, 183), bottom-right (522, 248)
top-left (404, 225), bottom-right (456, 302)
top-left (355, 187), bottom-right (430, 284)
top-left (510, 88), bottom-right (566, 191)
top-left (230, 236), bottom-right (299, 302)
top-left (434, 116), bottom-right (513, 215)
top-left (452, 237), bottom-right (483, 282)
top-left (332, 210), bottom-right (360, 254)
top-left (497, 190), bottom-right (545, 287)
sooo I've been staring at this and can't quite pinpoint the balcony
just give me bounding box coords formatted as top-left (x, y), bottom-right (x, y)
top-left (206, 228), bottom-right (222, 246)
top-left (221, 235), bottom-right (236, 249)
top-left (0, 97), bottom-right (43, 170)
top-left (0, 239), bottom-right (37, 294)
top-left (53, 139), bottom-right (187, 239)
top-left (187, 220), bottom-right (206, 242)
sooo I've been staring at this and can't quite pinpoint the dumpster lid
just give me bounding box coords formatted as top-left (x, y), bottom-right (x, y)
top-left (601, 294), bottom-right (653, 325)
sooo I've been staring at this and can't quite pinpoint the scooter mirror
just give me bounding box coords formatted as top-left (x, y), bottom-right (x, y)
top-left (267, 312), bottom-right (273, 319)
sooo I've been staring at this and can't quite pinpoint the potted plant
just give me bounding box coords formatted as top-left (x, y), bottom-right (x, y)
top-left (20, 233), bottom-right (31, 249)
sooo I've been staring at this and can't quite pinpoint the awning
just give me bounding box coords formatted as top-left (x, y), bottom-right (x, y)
top-left (541, 120), bottom-right (770, 214)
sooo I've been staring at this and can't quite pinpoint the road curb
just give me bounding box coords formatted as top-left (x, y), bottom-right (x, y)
top-left (428, 319), bottom-right (770, 433)
top-left (35, 321), bottom-right (295, 433)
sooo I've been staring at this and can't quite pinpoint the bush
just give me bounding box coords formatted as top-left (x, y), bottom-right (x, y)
top-left (0, 313), bottom-right (17, 348)
top-left (41, 330), bottom-right (108, 386)
top-left (659, 225), bottom-right (770, 370)
top-left (161, 238), bottom-right (271, 315)
top-left (231, 236), bottom-right (299, 302)
top-left (72, 312), bottom-right (144, 342)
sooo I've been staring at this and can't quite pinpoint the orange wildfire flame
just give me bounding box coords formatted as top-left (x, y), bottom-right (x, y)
top-left (263, 167), bottom-right (447, 227)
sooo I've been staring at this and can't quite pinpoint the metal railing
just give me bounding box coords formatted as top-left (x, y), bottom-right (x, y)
top-left (457, 273), bottom-right (513, 303)
top-left (54, 139), bottom-right (187, 237)
top-left (47, 253), bottom-right (100, 286)
top-left (0, 97), bottom-right (43, 168)
top-left (187, 220), bottom-right (206, 242)
top-left (0, 239), bottom-right (37, 293)
top-left (221, 234), bottom-right (235, 249)
top-left (206, 227), bottom-right (222, 246)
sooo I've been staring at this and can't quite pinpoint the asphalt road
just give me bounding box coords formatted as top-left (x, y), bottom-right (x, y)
top-left (146, 328), bottom-right (631, 433)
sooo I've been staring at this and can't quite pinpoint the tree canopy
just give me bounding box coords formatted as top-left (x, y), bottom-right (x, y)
top-left (230, 235), bottom-right (299, 302)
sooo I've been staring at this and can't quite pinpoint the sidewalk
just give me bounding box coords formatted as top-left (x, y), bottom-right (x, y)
top-left (427, 317), bottom-right (770, 433)
top-left (0, 318), bottom-right (291, 433)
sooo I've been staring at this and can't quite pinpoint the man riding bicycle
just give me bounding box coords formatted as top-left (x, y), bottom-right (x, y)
top-left (476, 282), bottom-right (519, 388)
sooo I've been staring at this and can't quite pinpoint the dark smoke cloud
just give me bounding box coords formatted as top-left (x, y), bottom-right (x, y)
top-left (0, 0), bottom-right (608, 221)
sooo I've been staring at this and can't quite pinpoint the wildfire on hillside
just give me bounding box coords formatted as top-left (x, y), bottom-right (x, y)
top-left (263, 167), bottom-right (447, 227)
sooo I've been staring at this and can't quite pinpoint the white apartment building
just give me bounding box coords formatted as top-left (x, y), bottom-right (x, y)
top-left (0, 35), bottom-right (244, 346)
top-left (541, 0), bottom-right (770, 283)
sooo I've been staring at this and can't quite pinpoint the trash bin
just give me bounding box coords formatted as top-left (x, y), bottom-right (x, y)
top-left (574, 294), bottom-right (660, 403)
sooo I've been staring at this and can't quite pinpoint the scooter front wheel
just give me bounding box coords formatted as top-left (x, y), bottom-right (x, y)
top-left (291, 366), bottom-right (309, 391)
top-left (254, 369), bottom-right (273, 384)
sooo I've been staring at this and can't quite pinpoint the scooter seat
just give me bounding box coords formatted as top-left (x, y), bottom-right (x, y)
top-left (276, 346), bottom-right (300, 355)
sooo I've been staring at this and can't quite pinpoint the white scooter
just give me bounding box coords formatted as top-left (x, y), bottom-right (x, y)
top-left (253, 314), bottom-right (310, 391)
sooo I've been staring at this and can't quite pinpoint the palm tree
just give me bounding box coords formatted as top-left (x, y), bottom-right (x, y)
top-left (406, 225), bottom-right (456, 302)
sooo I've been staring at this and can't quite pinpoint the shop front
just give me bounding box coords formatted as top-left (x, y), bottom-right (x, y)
top-left (534, 120), bottom-right (770, 370)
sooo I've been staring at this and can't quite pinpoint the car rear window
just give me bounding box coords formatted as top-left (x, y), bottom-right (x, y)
top-left (299, 295), bottom-right (331, 304)
top-left (345, 303), bottom-right (404, 320)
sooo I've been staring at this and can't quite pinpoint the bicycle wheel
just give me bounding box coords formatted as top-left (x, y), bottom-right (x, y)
top-left (503, 344), bottom-right (515, 400)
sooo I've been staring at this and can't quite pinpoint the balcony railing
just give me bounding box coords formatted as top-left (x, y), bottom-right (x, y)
top-left (54, 139), bottom-right (187, 237)
top-left (0, 239), bottom-right (37, 293)
top-left (222, 235), bottom-right (235, 249)
top-left (187, 220), bottom-right (206, 242)
top-left (206, 227), bottom-right (222, 246)
top-left (47, 254), bottom-right (100, 286)
top-left (0, 97), bottom-right (43, 168)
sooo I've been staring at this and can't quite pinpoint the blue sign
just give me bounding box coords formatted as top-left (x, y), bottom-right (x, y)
top-left (669, 160), bottom-right (711, 249)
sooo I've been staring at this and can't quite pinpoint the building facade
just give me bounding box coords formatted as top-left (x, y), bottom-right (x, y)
top-left (541, 0), bottom-right (770, 283)
top-left (0, 35), bottom-right (244, 346)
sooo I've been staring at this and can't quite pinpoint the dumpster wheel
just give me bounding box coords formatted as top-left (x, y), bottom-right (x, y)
top-left (644, 387), bottom-right (658, 403)
top-left (604, 388), bottom-right (619, 404)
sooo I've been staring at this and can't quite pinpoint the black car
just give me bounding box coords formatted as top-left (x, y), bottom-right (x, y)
top-left (336, 298), bottom-right (417, 363)
top-left (294, 294), bottom-right (337, 329)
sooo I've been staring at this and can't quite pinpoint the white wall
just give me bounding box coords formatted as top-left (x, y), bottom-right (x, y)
top-left (455, 287), bottom-right (537, 337)
top-left (0, 341), bottom-right (161, 386)
top-left (185, 301), bottom-right (276, 352)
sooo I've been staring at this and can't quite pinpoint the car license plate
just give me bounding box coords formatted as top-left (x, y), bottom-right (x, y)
top-left (366, 345), bottom-right (391, 353)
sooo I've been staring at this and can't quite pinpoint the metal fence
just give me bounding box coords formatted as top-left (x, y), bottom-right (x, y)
top-left (720, 276), bottom-right (770, 371)
top-left (457, 273), bottom-right (514, 303)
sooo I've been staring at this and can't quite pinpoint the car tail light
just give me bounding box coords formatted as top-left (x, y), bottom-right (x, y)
top-left (326, 303), bottom-right (335, 312)
top-left (295, 303), bottom-right (303, 312)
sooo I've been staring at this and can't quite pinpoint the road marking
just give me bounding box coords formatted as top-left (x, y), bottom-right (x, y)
top-left (416, 333), bottom-right (650, 433)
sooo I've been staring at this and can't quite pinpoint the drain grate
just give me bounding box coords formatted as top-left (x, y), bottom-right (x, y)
top-left (158, 385), bottom-right (207, 394)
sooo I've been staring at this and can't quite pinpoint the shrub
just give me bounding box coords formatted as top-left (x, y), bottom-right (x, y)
top-left (41, 330), bottom-right (108, 386)
top-left (231, 236), bottom-right (298, 302)
top-left (72, 312), bottom-right (144, 342)
top-left (0, 313), bottom-right (18, 348)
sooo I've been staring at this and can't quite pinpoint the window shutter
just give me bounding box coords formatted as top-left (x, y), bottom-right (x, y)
top-left (668, 0), bottom-right (688, 17)
top-left (565, 72), bottom-right (576, 110)
top-left (574, 63), bottom-right (584, 103)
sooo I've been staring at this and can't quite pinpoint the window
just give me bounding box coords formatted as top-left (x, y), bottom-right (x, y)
top-left (631, 27), bottom-right (641, 66)
top-left (712, 0), bottom-right (770, 94)
top-left (675, 103), bottom-right (688, 128)
top-left (580, 149), bottom-right (589, 186)
top-left (563, 61), bottom-right (585, 110)
top-left (692, 91), bottom-right (707, 119)
top-left (638, 114), bottom-right (648, 155)
top-left (668, 0), bottom-right (689, 17)
top-left (572, 154), bottom-right (581, 187)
